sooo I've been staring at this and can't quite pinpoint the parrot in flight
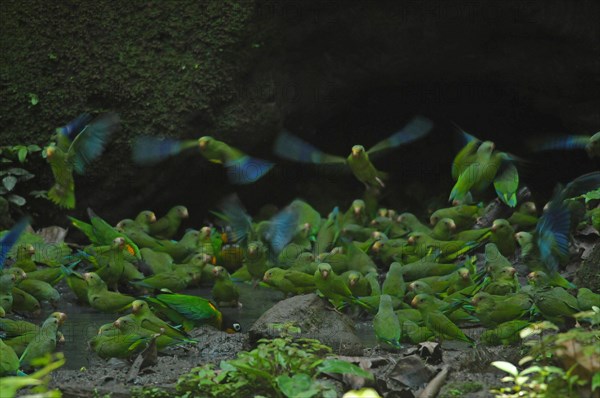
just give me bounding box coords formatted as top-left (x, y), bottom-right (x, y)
top-left (46, 113), bottom-right (120, 208)
top-left (132, 135), bottom-right (274, 184)
top-left (529, 132), bottom-right (600, 158)
top-left (273, 116), bottom-right (434, 189)
top-left (449, 126), bottom-right (521, 207)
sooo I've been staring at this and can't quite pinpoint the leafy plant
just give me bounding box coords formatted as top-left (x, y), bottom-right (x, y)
top-left (491, 321), bottom-right (599, 397)
top-left (0, 352), bottom-right (65, 398)
top-left (0, 144), bottom-right (46, 224)
top-left (135, 324), bottom-right (373, 398)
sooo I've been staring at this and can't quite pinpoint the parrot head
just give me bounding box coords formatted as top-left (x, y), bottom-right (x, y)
top-left (407, 233), bottom-right (425, 245)
top-left (352, 199), bottom-right (365, 215)
top-left (351, 145), bottom-right (365, 157)
top-left (142, 211), bottom-right (157, 223)
top-left (17, 244), bottom-right (36, 257)
top-left (50, 311), bottom-right (67, 326)
top-left (347, 272), bottom-right (360, 287)
top-left (491, 219), bottom-right (511, 233)
top-left (521, 202), bottom-right (537, 215)
top-left (471, 292), bottom-right (490, 306)
top-left (458, 268), bottom-right (470, 280)
top-left (198, 136), bottom-right (213, 151)
top-left (45, 144), bottom-right (57, 159)
top-left (410, 294), bottom-right (433, 309)
top-left (131, 300), bottom-right (147, 314)
top-left (477, 141), bottom-right (495, 155)
top-left (115, 219), bottom-right (134, 232)
top-left (112, 237), bottom-right (126, 249)
top-left (501, 267), bottom-right (517, 278)
top-left (371, 240), bottom-right (384, 253)
top-left (318, 263), bottom-right (332, 279)
top-left (8, 267), bottom-right (27, 281)
top-left (174, 205), bottom-right (189, 219)
top-left (514, 231), bottom-right (532, 247)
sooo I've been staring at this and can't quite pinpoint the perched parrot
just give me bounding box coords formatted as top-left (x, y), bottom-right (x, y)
top-left (480, 320), bottom-right (530, 346)
top-left (429, 205), bottom-right (481, 231)
top-left (0, 339), bottom-right (21, 376)
top-left (274, 116), bottom-right (434, 189)
top-left (531, 285), bottom-right (580, 326)
top-left (449, 128), bottom-right (520, 207)
top-left (507, 202), bottom-right (538, 230)
top-left (84, 272), bottom-right (135, 313)
top-left (430, 218), bottom-right (457, 241)
top-left (373, 294), bottom-right (401, 348)
top-left (17, 278), bottom-right (60, 307)
top-left (130, 300), bottom-right (190, 340)
top-left (130, 269), bottom-right (196, 292)
top-left (263, 267), bottom-right (316, 296)
top-left (133, 135), bottom-right (274, 184)
top-left (471, 292), bottom-right (532, 328)
top-left (381, 262), bottom-right (406, 299)
top-left (148, 206), bottom-right (188, 239)
top-left (343, 271), bottom-right (372, 297)
top-left (577, 288), bottom-right (600, 311)
top-left (212, 266), bottom-right (240, 307)
top-left (396, 212), bottom-right (432, 234)
top-left (244, 241), bottom-right (270, 286)
top-left (529, 131), bottom-right (600, 158)
top-left (46, 113), bottom-right (120, 208)
top-left (411, 294), bottom-right (473, 343)
top-left (133, 210), bottom-right (157, 234)
top-left (342, 199), bottom-right (369, 227)
top-left (314, 263), bottom-right (370, 309)
top-left (12, 245), bottom-right (37, 272)
top-left (19, 312), bottom-right (66, 369)
top-left (483, 267), bottom-right (519, 296)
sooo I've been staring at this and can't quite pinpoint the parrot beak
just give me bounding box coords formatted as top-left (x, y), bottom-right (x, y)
top-left (449, 221), bottom-right (457, 231)
top-left (28, 246), bottom-right (36, 255)
top-left (83, 273), bottom-right (91, 281)
top-left (508, 267), bottom-right (517, 276)
top-left (527, 272), bottom-right (537, 281)
top-left (199, 139), bottom-right (207, 150)
top-left (132, 303), bottom-right (140, 314)
top-left (182, 208), bottom-right (189, 218)
top-left (263, 274), bottom-right (269, 282)
top-left (371, 241), bottom-right (383, 253)
top-left (149, 213), bottom-right (157, 223)
top-left (353, 206), bottom-right (362, 215)
top-left (321, 270), bottom-right (329, 279)
top-left (113, 320), bottom-right (121, 329)
top-left (429, 216), bottom-right (437, 226)
top-left (491, 224), bottom-right (498, 232)
top-left (349, 279), bottom-right (356, 287)
top-left (57, 312), bottom-right (67, 325)
top-left (351, 148), bottom-right (360, 157)
top-left (410, 297), bottom-right (418, 308)
top-left (407, 236), bottom-right (415, 245)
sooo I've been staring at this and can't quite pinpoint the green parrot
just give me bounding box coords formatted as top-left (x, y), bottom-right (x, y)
top-left (342, 199), bottom-right (369, 227)
top-left (133, 210), bottom-right (157, 234)
top-left (46, 113), bottom-right (120, 208)
top-left (0, 317), bottom-right (39, 337)
top-left (11, 286), bottom-right (41, 315)
top-left (148, 206), bottom-right (189, 239)
top-left (139, 247), bottom-right (174, 275)
top-left (16, 278), bottom-right (60, 307)
top-left (0, 338), bottom-right (20, 376)
top-left (0, 273), bottom-right (17, 312)
top-left (274, 116), bottom-right (434, 189)
top-left (449, 130), bottom-right (520, 207)
top-left (145, 293), bottom-right (239, 333)
top-left (480, 320), bottom-right (530, 346)
top-left (507, 202), bottom-right (538, 230)
top-left (130, 269), bottom-right (196, 293)
top-left (69, 208), bottom-right (141, 259)
top-left (19, 312), bottom-right (66, 369)
top-left (577, 288), bottom-right (600, 311)
top-left (313, 263), bottom-right (370, 310)
top-left (23, 266), bottom-right (64, 286)
top-left (133, 135), bottom-right (274, 184)
top-left (373, 295), bottom-right (401, 348)
top-left (343, 271), bottom-right (372, 297)
top-left (471, 292), bottom-right (532, 328)
top-left (62, 264), bottom-right (89, 303)
top-left (84, 272), bottom-right (135, 313)
top-left (316, 207), bottom-right (341, 254)
top-left (456, 219), bottom-right (514, 257)
top-left (400, 260), bottom-right (458, 282)
top-left (154, 230), bottom-right (200, 262)
top-left (431, 218), bottom-right (457, 241)
top-left (244, 241), bottom-right (270, 286)
top-left (531, 286), bottom-right (580, 326)
top-left (396, 212), bottom-right (432, 234)
top-left (212, 266), bottom-right (240, 307)
top-left (401, 319), bottom-right (435, 344)
top-left (411, 294), bottom-right (472, 343)
top-left (381, 262), bottom-right (406, 299)
top-left (407, 232), bottom-right (478, 260)
top-left (529, 131), bottom-right (600, 158)
top-left (483, 266), bottom-right (519, 296)
top-left (484, 243), bottom-right (513, 276)
top-left (130, 300), bottom-right (190, 340)
top-left (262, 267), bottom-right (316, 296)
top-left (429, 204), bottom-right (481, 231)
top-left (12, 244), bottom-right (37, 272)
top-left (90, 327), bottom-right (152, 360)
top-left (90, 236), bottom-right (128, 291)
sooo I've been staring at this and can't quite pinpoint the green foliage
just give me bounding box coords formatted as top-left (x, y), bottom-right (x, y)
top-left (134, 325), bottom-right (372, 398)
top-left (440, 381), bottom-right (483, 397)
top-left (0, 353), bottom-right (65, 398)
top-left (491, 321), bottom-right (599, 397)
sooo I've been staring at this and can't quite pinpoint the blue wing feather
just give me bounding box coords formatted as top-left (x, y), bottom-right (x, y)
top-left (534, 135), bottom-right (590, 152)
top-left (225, 156), bottom-right (274, 184)
top-left (0, 217), bottom-right (30, 269)
top-left (536, 197), bottom-right (570, 272)
top-left (368, 116), bottom-right (434, 155)
top-left (274, 130), bottom-right (345, 164)
top-left (132, 136), bottom-right (186, 165)
top-left (71, 113), bottom-right (120, 174)
top-left (266, 206), bottom-right (299, 254)
top-left (56, 113), bottom-right (92, 141)
top-left (217, 195), bottom-right (253, 242)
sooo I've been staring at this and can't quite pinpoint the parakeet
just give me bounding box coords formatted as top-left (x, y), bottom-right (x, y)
top-left (19, 312), bottom-right (66, 369)
top-left (397, 212), bottom-right (432, 234)
top-left (0, 339), bottom-right (20, 376)
top-left (262, 267), bottom-right (316, 296)
top-left (529, 131), bottom-right (600, 158)
top-left (480, 320), bottom-right (530, 346)
top-left (129, 300), bottom-right (189, 340)
top-left (84, 272), bottom-right (135, 313)
top-left (148, 206), bottom-right (188, 239)
top-left (471, 292), bottom-right (532, 328)
top-left (411, 294), bottom-right (472, 343)
top-left (244, 241), bottom-right (270, 286)
top-left (133, 135), bottom-right (274, 184)
top-left (313, 263), bottom-right (370, 310)
top-left (12, 244), bottom-right (37, 272)
top-left (373, 294), bottom-right (401, 348)
top-left (507, 202), bottom-right (538, 230)
top-left (274, 116), bottom-right (433, 189)
top-left (449, 129), bottom-right (520, 207)
top-left (381, 262), bottom-right (406, 299)
top-left (431, 218), bottom-right (457, 241)
top-left (133, 210), bottom-right (157, 234)
top-left (576, 288), bottom-right (600, 311)
top-left (212, 266), bottom-right (240, 307)
top-left (429, 205), bottom-right (480, 231)
top-left (46, 113), bottom-right (120, 208)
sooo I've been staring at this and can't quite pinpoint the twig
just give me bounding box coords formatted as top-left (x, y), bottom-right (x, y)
top-left (418, 367), bottom-right (449, 398)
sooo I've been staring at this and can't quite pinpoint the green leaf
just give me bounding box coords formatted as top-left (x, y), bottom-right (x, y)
top-left (592, 372), bottom-right (600, 391)
top-left (317, 359), bottom-right (373, 380)
top-left (18, 147), bottom-right (28, 163)
top-left (2, 175), bottom-right (17, 191)
top-left (276, 374), bottom-right (317, 398)
top-left (8, 194), bottom-right (26, 206)
top-left (583, 188), bottom-right (600, 203)
top-left (491, 361), bottom-right (518, 376)
top-left (28, 93), bottom-right (39, 106)
top-left (27, 145), bottom-right (41, 152)
top-left (6, 167), bottom-right (32, 176)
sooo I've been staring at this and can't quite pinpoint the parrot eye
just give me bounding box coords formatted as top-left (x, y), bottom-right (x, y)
top-left (233, 323), bottom-right (241, 332)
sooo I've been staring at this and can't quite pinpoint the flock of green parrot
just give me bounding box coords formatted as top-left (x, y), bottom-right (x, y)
top-left (1, 112), bottom-right (599, 378)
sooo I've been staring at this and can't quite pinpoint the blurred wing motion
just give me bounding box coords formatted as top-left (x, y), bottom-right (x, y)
top-left (70, 112), bottom-right (121, 175)
top-left (56, 113), bottom-right (92, 141)
top-left (494, 160), bottom-right (519, 207)
top-left (132, 136), bottom-right (197, 165)
top-left (367, 115), bottom-right (434, 156)
top-left (225, 156), bottom-right (274, 184)
top-left (265, 205), bottom-right (299, 254)
top-left (215, 194), bottom-right (253, 242)
top-left (0, 217), bottom-right (30, 269)
top-left (530, 135), bottom-right (590, 152)
top-left (536, 198), bottom-right (570, 272)
top-left (273, 130), bottom-right (346, 164)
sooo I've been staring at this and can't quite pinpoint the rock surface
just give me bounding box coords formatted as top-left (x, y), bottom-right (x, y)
top-left (249, 293), bottom-right (364, 355)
